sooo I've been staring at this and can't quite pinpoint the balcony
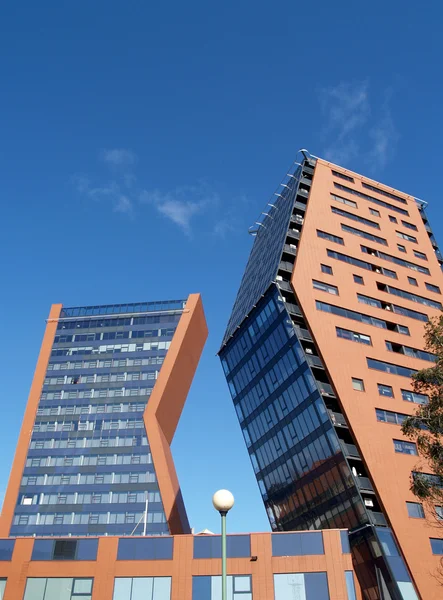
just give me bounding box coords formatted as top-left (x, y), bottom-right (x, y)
top-left (294, 326), bottom-right (312, 341)
top-left (340, 441), bottom-right (360, 459)
top-left (277, 280), bottom-right (292, 293)
top-left (300, 177), bottom-right (312, 186)
top-left (285, 302), bottom-right (301, 316)
top-left (368, 511), bottom-right (388, 526)
top-left (286, 229), bottom-right (300, 242)
top-left (283, 244), bottom-right (297, 255)
top-left (294, 201), bottom-right (307, 212)
top-left (319, 382), bottom-right (335, 397)
top-left (278, 261), bottom-right (294, 274)
top-left (306, 355), bottom-right (324, 369)
top-left (328, 411), bottom-right (347, 427)
top-left (356, 476), bottom-right (373, 492)
top-left (297, 188), bottom-right (309, 199)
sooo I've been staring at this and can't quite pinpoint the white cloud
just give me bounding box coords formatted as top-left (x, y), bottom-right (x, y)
top-left (319, 81), bottom-right (398, 171)
top-left (140, 185), bottom-right (218, 235)
top-left (101, 148), bottom-right (137, 166)
top-left (114, 195), bottom-right (134, 215)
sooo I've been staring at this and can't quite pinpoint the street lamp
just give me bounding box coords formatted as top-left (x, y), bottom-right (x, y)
top-left (212, 490), bottom-right (235, 600)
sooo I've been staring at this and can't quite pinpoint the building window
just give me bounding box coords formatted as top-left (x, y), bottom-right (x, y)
top-left (336, 327), bottom-right (371, 345)
top-left (353, 274), bottom-right (364, 285)
top-left (340, 531), bottom-right (351, 553)
top-left (321, 264), bottom-right (333, 275)
top-left (194, 535), bottom-right (251, 559)
top-left (426, 282), bottom-right (441, 294)
top-left (24, 578), bottom-right (93, 600)
top-left (352, 378), bottom-right (365, 392)
top-left (332, 170), bottom-right (354, 183)
top-left (271, 532), bottom-right (324, 556)
top-left (397, 244), bottom-right (406, 253)
top-left (367, 357), bottom-right (417, 379)
top-left (413, 250), bottom-right (427, 261)
top-left (340, 223), bottom-right (387, 246)
top-left (430, 538), bottom-right (443, 555)
top-left (389, 215), bottom-right (398, 223)
top-left (435, 506), bottom-right (443, 520)
top-left (117, 538), bottom-right (173, 560)
top-left (378, 384), bottom-right (394, 397)
top-left (330, 193), bottom-right (358, 209)
top-left (331, 206), bottom-right (379, 229)
top-left (0, 579), bottom-right (5, 599)
top-left (317, 230), bottom-right (344, 245)
top-left (362, 182), bottom-right (408, 204)
top-left (406, 502), bottom-right (424, 518)
top-left (407, 277), bottom-right (418, 286)
top-left (369, 208), bottom-right (380, 217)
top-left (396, 230), bottom-right (417, 243)
top-left (113, 577), bottom-right (171, 600)
top-left (193, 575), bottom-right (251, 600)
top-left (394, 440), bottom-right (418, 455)
top-left (334, 182), bottom-right (409, 215)
top-left (401, 390), bottom-right (428, 405)
top-left (376, 409), bottom-right (408, 425)
top-left (273, 573), bottom-right (330, 600)
top-left (401, 220), bottom-right (418, 231)
top-left (345, 571), bottom-right (357, 600)
top-left (313, 280), bottom-right (339, 295)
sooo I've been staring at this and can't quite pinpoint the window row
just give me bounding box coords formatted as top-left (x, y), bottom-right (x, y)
top-left (30, 435), bottom-right (148, 450)
top-left (394, 440), bottom-right (417, 455)
top-left (357, 293), bottom-right (428, 323)
top-left (33, 419), bottom-right (145, 433)
top-left (25, 453), bottom-right (151, 468)
top-left (340, 223), bottom-right (388, 246)
top-left (327, 249), bottom-right (397, 278)
top-left (47, 356), bottom-right (164, 371)
top-left (367, 357), bottom-right (417, 378)
top-left (21, 491), bottom-right (161, 507)
top-left (58, 313), bottom-right (179, 330)
top-left (331, 205), bottom-right (380, 229)
top-left (361, 181), bottom-right (408, 205)
top-left (336, 327), bottom-right (371, 345)
top-left (14, 511), bottom-right (166, 527)
top-left (36, 402), bottom-right (147, 417)
top-left (361, 245), bottom-right (430, 275)
top-left (385, 341), bottom-right (436, 363)
top-left (377, 385), bottom-right (428, 404)
top-left (377, 282), bottom-right (442, 310)
top-left (45, 371), bottom-right (159, 385)
top-left (21, 471), bottom-right (155, 486)
top-left (51, 341), bottom-right (171, 357)
top-left (334, 182), bottom-right (409, 215)
top-left (54, 329), bottom-right (175, 344)
top-left (40, 386), bottom-right (153, 400)
top-left (317, 229), bottom-right (344, 245)
top-left (315, 300), bottom-right (410, 334)
top-left (313, 279), bottom-right (338, 295)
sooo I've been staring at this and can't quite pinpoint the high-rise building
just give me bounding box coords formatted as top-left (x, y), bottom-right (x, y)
top-left (219, 151), bottom-right (443, 600)
top-left (0, 294), bottom-right (207, 538)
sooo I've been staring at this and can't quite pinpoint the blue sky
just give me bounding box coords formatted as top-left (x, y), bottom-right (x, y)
top-left (1, 1), bottom-right (442, 534)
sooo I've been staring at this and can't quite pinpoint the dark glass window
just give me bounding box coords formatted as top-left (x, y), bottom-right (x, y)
top-left (332, 170), bottom-right (354, 183)
top-left (406, 502), bottom-right (424, 518)
top-left (315, 300), bottom-right (409, 334)
top-left (401, 390), bottom-right (428, 405)
top-left (345, 571), bottom-right (357, 600)
top-left (317, 230), bottom-right (344, 245)
top-left (336, 327), bottom-right (371, 345)
top-left (0, 540), bottom-right (15, 561)
top-left (369, 208), bottom-right (380, 217)
top-left (401, 220), bottom-right (418, 231)
top-left (396, 230), bottom-right (417, 243)
top-left (321, 264), bottom-right (333, 275)
top-left (53, 540), bottom-right (77, 560)
top-left (394, 440), bottom-right (418, 455)
top-left (193, 535), bottom-right (250, 559)
top-left (361, 246), bottom-right (431, 275)
top-left (430, 538), bottom-right (443, 554)
top-left (117, 537), bottom-right (173, 560)
top-left (397, 244), bottom-right (406, 253)
top-left (31, 540), bottom-right (53, 561)
top-left (76, 539), bottom-right (99, 560)
top-left (362, 182), bottom-right (407, 205)
top-left (389, 215), bottom-right (398, 223)
top-left (413, 250), bottom-right (427, 261)
top-left (331, 206), bottom-right (379, 229)
top-left (407, 277), bottom-right (418, 286)
top-left (426, 282), bottom-right (441, 294)
top-left (378, 384), bottom-right (394, 397)
top-left (272, 532), bottom-right (324, 556)
top-left (313, 280), bottom-right (338, 295)
top-left (353, 274), bottom-right (364, 285)
top-left (368, 358), bottom-right (417, 379)
top-left (334, 182), bottom-right (409, 215)
top-left (340, 531), bottom-right (351, 553)
top-left (341, 223), bottom-right (387, 246)
top-left (376, 409), bottom-right (408, 425)
top-left (330, 193), bottom-right (357, 208)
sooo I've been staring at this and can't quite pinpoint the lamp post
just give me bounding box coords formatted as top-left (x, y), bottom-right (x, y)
top-left (212, 490), bottom-right (235, 600)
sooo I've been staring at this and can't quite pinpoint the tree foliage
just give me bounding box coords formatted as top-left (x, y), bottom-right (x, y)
top-left (401, 314), bottom-right (443, 505)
